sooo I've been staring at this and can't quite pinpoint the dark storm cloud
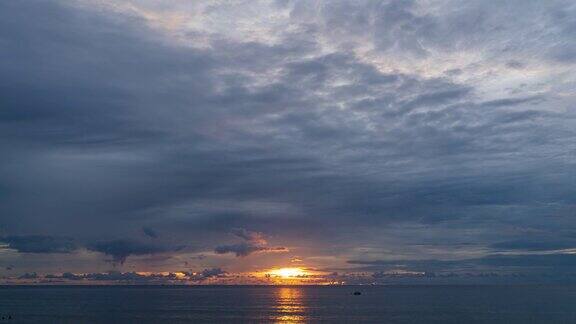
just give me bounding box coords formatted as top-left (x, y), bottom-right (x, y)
top-left (214, 229), bottom-right (288, 257)
top-left (0, 0), bottom-right (215, 238)
top-left (0, 0), bottom-right (575, 275)
top-left (0, 235), bottom-right (78, 254)
top-left (142, 227), bottom-right (159, 239)
top-left (87, 240), bottom-right (179, 264)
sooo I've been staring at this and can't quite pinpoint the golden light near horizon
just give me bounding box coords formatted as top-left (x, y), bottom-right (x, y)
top-left (268, 267), bottom-right (307, 279)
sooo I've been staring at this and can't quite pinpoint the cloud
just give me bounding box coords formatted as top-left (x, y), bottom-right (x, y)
top-left (18, 272), bottom-right (38, 279)
top-left (0, 235), bottom-right (78, 254)
top-left (480, 254), bottom-right (576, 268)
top-left (214, 243), bottom-right (288, 257)
top-left (84, 271), bottom-right (151, 282)
top-left (142, 227), bottom-right (158, 239)
top-left (61, 272), bottom-right (82, 280)
top-left (44, 272), bottom-right (85, 281)
top-left (491, 239), bottom-right (576, 252)
top-left (0, 0), bottom-right (575, 276)
top-left (229, 228), bottom-right (266, 244)
top-left (36, 268), bottom-right (228, 283)
top-left (348, 252), bottom-right (576, 274)
top-left (214, 228), bottom-right (288, 257)
top-left (347, 258), bottom-right (466, 272)
top-left (480, 96), bottom-right (544, 108)
top-left (192, 268), bottom-right (227, 280)
top-left (87, 239), bottom-right (178, 264)
top-left (43, 271), bottom-right (152, 282)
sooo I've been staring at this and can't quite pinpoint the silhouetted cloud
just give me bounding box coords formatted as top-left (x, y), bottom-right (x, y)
top-left (84, 271), bottom-right (151, 282)
top-left (61, 272), bottom-right (82, 280)
top-left (34, 268), bottom-right (229, 284)
top-left (193, 268), bottom-right (227, 280)
top-left (88, 240), bottom-right (177, 264)
top-left (142, 227), bottom-right (158, 239)
top-left (215, 243), bottom-right (288, 257)
top-left (18, 272), bottom-right (38, 279)
top-left (215, 229), bottom-right (288, 257)
top-left (0, 235), bottom-right (78, 254)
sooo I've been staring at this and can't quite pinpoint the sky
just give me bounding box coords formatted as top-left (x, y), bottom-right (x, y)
top-left (1, 0), bottom-right (576, 284)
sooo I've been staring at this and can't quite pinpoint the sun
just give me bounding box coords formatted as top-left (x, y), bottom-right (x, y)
top-left (268, 267), bottom-right (307, 279)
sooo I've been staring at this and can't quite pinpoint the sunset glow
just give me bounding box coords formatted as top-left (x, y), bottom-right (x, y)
top-left (268, 268), bottom-right (307, 279)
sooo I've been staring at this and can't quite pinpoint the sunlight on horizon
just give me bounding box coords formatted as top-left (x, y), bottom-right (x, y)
top-left (268, 267), bottom-right (308, 279)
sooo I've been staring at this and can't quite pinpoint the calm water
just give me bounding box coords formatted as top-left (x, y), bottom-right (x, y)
top-left (1, 285), bottom-right (576, 323)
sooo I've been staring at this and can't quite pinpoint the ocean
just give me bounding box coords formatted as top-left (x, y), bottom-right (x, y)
top-left (1, 285), bottom-right (576, 323)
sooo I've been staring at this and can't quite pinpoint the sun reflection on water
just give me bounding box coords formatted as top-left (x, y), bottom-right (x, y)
top-left (274, 287), bottom-right (307, 324)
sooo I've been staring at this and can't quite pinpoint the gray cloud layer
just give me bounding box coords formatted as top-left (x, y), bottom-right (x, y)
top-left (0, 0), bottom-right (575, 277)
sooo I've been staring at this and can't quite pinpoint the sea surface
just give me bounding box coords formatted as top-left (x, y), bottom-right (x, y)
top-left (1, 285), bottom-right (576, 323)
